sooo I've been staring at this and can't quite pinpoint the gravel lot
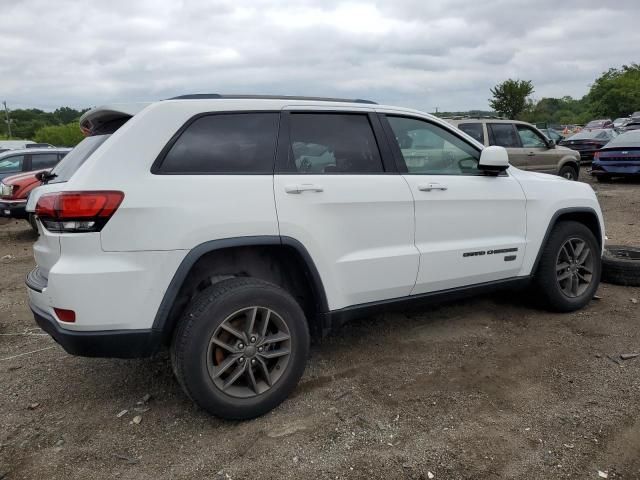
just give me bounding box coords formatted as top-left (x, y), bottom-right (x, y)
top-left (1, 174), bottom-right (639, 480)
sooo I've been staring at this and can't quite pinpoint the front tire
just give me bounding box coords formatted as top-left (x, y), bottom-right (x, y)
top-left (534, 221), bottom-right (601, 312)
top-left (559, 165), bottom-right (578, 181)
top-left (171, 277), bottom-right (310, 420)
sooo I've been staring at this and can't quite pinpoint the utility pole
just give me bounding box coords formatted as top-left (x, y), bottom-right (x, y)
top-left (3, 101), bottom-right (11, 138)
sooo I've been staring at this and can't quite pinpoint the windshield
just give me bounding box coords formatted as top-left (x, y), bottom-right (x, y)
top-left (49, 134), bottom-right (110, 183)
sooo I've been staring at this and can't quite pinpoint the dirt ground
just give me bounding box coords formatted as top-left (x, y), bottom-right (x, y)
top-left (1, 174), bottom-right (639, 480)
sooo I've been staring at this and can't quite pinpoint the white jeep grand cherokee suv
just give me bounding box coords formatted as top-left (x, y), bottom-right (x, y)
top-left (25, 95), bottom-right (604, 419)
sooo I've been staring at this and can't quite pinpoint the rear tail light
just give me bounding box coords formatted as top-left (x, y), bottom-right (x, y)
top-left (594, 151), bottom-right (600, 160)
top-left (35, 191), bottom-right (124, 233)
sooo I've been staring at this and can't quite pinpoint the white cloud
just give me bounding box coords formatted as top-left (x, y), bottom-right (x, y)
top-left (0, 0), bottom-right (639, 112)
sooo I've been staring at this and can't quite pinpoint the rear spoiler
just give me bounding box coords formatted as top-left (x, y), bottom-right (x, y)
top-left (79, 103), bottom-right (150, 135)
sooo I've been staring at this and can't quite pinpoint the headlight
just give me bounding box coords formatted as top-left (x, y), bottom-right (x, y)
top-left (0, 183), bottom-right (15, 198)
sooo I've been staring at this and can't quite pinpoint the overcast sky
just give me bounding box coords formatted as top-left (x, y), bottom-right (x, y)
top-left (1, 0), bottom-right (639, 112)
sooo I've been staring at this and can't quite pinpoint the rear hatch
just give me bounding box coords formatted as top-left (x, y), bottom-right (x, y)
top-left (27, 104), bottom-right (148, 278)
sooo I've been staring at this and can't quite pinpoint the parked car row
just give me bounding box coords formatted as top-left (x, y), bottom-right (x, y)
top-left (448, 118), bottom-right (582, 180)
top-left (0, 148), bottom-right (70, 228)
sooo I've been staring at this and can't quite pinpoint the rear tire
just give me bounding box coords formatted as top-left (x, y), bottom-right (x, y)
top-left (171, 277), bottom-right (310, 420)
top-left (559, 165), bottom-right (578, 180)
top-left (534, 221), bottom-right (601, 312)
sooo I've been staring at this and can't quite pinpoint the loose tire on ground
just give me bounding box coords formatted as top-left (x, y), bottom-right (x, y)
top-left (601, 245), bottom-right (640, 287)
top-left (171, 277), bottom-right (310, 420)
top-left (534, 220), bottom-right (601, 312)
top-left (559, 165), bottom-right (578, 181)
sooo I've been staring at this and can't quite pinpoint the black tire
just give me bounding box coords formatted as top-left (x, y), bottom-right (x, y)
top-left (595, 175), bottom-right (611, 183)
top-left (534, 220), bottom-right (601, 312)
top-left (171, 277), bottom-right (310, 420)
top-left (559, 165), bottom-right (578, 181)
top-left (601, 245), bottom-right (640, 287)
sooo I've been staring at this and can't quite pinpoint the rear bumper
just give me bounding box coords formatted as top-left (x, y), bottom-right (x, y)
top-left (0, 199), bottom-right (27, 219)
top-left (591, 161), bottom-right (640, 176)
top-left (29, 302), bottom-right (162, 358)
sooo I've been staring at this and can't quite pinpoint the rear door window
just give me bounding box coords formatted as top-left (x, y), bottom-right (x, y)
top-left (458, 123), bottom-right (485, 144)
top-left (488, 123), bottom-right (521, 148)
top-left (31, 153), bottom-right (60, 170)
top-left (282, 113), bottom-right (383, 173)
top-left (0, 155), bottom-right (24, 175)
top-left (157, 113), bottom-right (279, 174)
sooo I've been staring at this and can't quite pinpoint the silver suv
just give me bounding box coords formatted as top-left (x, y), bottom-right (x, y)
top-left (447, 119), bottom-right (581, 180)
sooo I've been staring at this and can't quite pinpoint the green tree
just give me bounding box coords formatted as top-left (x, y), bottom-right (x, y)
top-left (489, 79), bottom-right (535, 119)
top-left (587, 64), bottom-right (640, 118)
top-left (34, 122), bottom-right (84, 147)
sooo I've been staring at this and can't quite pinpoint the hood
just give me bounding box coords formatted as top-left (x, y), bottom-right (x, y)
top-left (1, 168), bottom-right (48, 185)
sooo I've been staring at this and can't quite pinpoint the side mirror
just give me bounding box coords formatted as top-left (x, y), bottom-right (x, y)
top-left (479, 146), bottom-right (509, 173)
top-left (547, 139), bottom-right (556, 149)
top-left (34, 171), bottom-right (45, 182)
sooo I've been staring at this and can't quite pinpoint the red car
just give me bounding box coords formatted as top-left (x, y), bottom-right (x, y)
top-left (0, 148), bottom-right (71, 229)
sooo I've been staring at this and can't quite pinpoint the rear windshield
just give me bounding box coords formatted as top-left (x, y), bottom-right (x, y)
top-left (605, 131), bottom-right (640, 148)
top-left (569, 130), bottom-right (612, 140)
top-left (48, 134), bottom-right (109, 183)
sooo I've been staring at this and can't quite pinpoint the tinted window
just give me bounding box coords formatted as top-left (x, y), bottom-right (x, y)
top-left (50, 135), bottom-right (110, 183)
top-left (516, 125), bottom-right (547, 148)
top-left (488, 123), bottom-right (520, 148)
top-left (31, 153), bottom-right (60, 170)
top-left (159, 113), bottom-right (279, 174)
top-left (388, 116), bottom-right (480, 175)
top-left (285, 113), bottom-right (383, 173)
top-left (0, 155), bottom-right (24, 174)
top-left (458, 123), bottom-right (485, 144)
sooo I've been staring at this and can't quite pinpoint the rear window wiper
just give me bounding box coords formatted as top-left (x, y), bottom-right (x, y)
top-left (36, 171), bottom-right (58, 184)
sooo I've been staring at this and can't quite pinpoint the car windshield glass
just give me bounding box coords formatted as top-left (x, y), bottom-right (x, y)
top-left (49, 135), bottom-right (110, 183)
top-left (605, 131), bottom-right (640, 148)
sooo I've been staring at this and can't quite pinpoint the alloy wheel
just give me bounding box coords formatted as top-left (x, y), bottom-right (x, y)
top-left (206, 306), bottom-right (291, 398)
top-left (556, 237), bottom-right (594, 297)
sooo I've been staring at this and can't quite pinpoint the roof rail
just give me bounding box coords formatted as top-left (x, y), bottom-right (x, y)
top-left (166, 94), bottom-right (377, 104)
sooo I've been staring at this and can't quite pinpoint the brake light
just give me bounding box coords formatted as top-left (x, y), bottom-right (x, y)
top-left (594, 151), bottom-right (600, 160)
top-left (35, 191), bottom-right (124, 233)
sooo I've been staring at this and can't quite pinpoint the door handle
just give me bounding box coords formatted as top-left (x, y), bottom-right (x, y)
top-left (285, 184), bottom-right (324, 194)
top-left (418, 183), bottom-right (448, 192)
top-left (527, 152), bottom-right (536, 156)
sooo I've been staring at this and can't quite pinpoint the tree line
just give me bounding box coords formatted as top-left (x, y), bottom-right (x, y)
top-left (0, 106), bottom-right (87, 146)
top-left (489, 64), bottom-right (640, 125)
